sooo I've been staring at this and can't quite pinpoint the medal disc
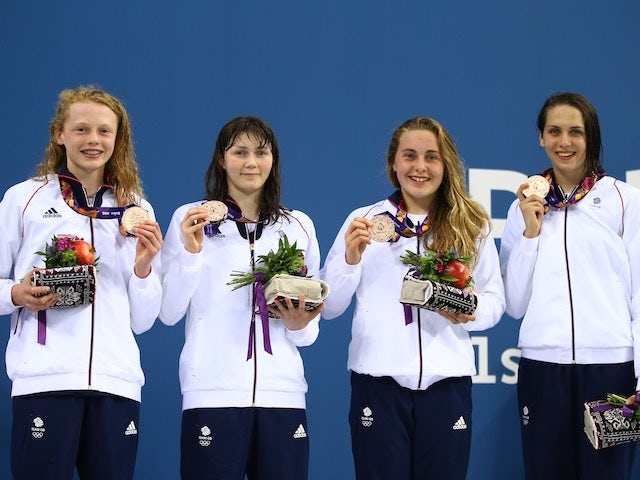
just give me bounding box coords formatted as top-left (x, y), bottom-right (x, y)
top-left (523, 175), bottom-right (550, 198)
top-left (369, 214), bottom-right (395, 242)
top-left (202, 200), bottom-right (228, 223)
top-left (122, 206), bottom-right (150, 233)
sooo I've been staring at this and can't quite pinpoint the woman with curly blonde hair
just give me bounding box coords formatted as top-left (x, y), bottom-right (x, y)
top-left (37, 86), bottom-right (144, 205)
top-left (321, 116), bottom-right (505, 480)
top-left (0, 85), bottom-right (163, 479)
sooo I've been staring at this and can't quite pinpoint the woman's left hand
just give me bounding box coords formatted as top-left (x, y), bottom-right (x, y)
top-left (437, 287), bottom-right (476, 324)
top-left (133, 220), bottom-right (164, 278)
top-left (268, 295), bottom-right (323, 330)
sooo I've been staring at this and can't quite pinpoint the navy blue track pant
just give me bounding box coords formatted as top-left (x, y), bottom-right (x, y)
top-left (11, 392), bottom-right (140, 480)
top-left (349, 372), bottom-right (472, 480)
top-left (518, 358), bottom-right (637, 480)
top-left (180, 407), bottom-right (309, 480)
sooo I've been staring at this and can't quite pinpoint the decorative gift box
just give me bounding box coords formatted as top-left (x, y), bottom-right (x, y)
top-left (262, 273), bottom-right (330, 311)
top-left (583, 399), bottom-right (640, 450)
top-left (399, 273), bottom-right (477, 315)
top-left (31, 265), bottom-right (96, 308)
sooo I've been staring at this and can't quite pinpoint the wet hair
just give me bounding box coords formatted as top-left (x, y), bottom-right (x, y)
top-left (36, 85), bottom-right (143, 206)
top-left (204, 115), bottom-right (283, 222)
top-left (536, 92), bottom-right (603, 175)
top-left (386, 117), bottom-right (490, 258)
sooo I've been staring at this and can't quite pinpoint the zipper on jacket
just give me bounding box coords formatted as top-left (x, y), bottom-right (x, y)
top-left (562, 208), bottom-right (577, 363)
top-left (87, 217), bottom-right (96, 387)
top-left (415, 233), bottom-right (424, 389)
top-left (248, 227), bottom-right (259, 405)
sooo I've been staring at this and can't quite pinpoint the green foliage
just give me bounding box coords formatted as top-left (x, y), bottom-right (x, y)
top-left (228, 235), bottom-right (307, 290)
top-left (35, 246), bottom-right (78, 268)
top-left (36, 236), bottom-right (79, 268)
top-left (35, 235), bottom-right (98, 268)
top-left (606, 393), bottom-right (640, 420)
top-left (400, 249), bottom-right (471, 285)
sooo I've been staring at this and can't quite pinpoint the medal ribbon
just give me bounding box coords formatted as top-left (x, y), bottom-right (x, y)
top-left (200, 198), bottom-right (273, 358)
top-left (204, 197), bottom-right (259, 236)
top-left (207, 201), bottom-right (271, 359)
top-left (38, 167), bottom-right (135, 344)
top-left (541, 167), bottom-right (605, 213)
top-left (383, 190), bottom-right (430, 242)
top-left (382, 191), bottom-right (431, 324)
top-left (58, 166), bottom-right (136, 236)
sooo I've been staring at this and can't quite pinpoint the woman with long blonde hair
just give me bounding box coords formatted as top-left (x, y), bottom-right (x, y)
top-left (321, 116), bottom-right (505, 479)
top-left (0, 85), bottom-right (163, 479)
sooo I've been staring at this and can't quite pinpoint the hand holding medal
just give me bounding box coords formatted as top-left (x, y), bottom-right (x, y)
top-left (522, 175), bottom-right (550, 199)
top-left (122, 206), bottom-right (151, 235)
top-left (202, 200), bottom-right (229, 224)
top-left (202, 200), bottom-right (229, 237)
top-left (123, 207), bottom-right (163, 278)
top-left (519, 175), bottom-right (549, 239)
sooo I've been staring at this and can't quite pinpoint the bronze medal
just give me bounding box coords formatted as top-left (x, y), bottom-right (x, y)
top-left (121, 206), bottom-right (150, 234)
top-left (369, 214), bottom-right (395, 242)
top-left (202, 200), bottom-right (228, 223)
top-left (523, 175), bottom-right (550, 198)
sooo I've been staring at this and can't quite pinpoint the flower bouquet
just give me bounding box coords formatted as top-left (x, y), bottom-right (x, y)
top-left (228, 236), bottom-right (329, 313)
top-left (32, 235), bottom-right (97, 308)
top-left (398, 249), bottom-right (477, 315)
top-left (583, 393), bottom-right (640, 449)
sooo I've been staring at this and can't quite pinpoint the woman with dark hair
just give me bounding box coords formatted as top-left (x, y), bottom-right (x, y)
top-left (500, 92), bottom-right (640, 479)
top-left (321, 116), bottom-right (505, 479)
top-left (160, 116), bottom-right (323, 480)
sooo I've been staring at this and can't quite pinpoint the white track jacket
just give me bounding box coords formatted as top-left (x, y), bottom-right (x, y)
top-left (0, 176), bottom-right (162, 401)
top-left (500, 176), bottom-right (640, 388)
top-left (321, 198), bottom-right (505, 391)
top-left (160, 202), bottom-right (320, 410)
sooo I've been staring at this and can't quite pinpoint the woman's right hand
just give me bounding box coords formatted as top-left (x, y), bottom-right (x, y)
top-left (180, 206), bottom-right (210, 254)
top-left (11, 269), bottom-right (59, 312)
top-left (344, 217), bottom-right (373, 265)
top-left (517, 182), bottom-right (545, 238)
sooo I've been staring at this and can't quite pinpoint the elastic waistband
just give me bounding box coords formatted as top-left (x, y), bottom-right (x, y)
top-left (182, 389), bottom-right (306, 410)
top-left (521, 347), bottom-right (633, 364)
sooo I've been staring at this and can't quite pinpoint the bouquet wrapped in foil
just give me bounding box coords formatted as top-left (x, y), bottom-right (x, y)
top-left (32, 235), bottom-right (98, 308)
top-left (399, 249), bottom-right (476, 315)
top-left (228, 236), bottom-right (328, 314)
top-left (399, 273), bottom-right (477, 315)
top-left (584, 394), bottom-right (640, 450)
top-left (263, 273), bottom-right (329, 311)
top-left (31, 265), bottom-right (96, 308)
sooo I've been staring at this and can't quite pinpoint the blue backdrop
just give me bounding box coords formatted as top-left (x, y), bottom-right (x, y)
top-left (1, 1), bottom-right (639, 478)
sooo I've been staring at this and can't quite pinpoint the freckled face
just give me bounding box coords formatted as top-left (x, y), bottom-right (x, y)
top-left (392, 129), bottom-right (444, 213)
top-left (55, 101), bottom-right (118, 180)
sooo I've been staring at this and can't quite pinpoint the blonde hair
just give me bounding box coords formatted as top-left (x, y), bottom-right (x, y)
top-left (36, 86), bottom-right (143, 205)
top-left (386, 117), bottom-right (490, 259)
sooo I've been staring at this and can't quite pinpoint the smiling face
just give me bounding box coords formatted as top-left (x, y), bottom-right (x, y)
top-left (391, 129), bottom-right (445, 214)
top-left (55, 101), bottom-right (118, 183)
top-left (539, 104), bottom-right (588, 189)
top-left (222, 132), bottom-right (274, 201)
